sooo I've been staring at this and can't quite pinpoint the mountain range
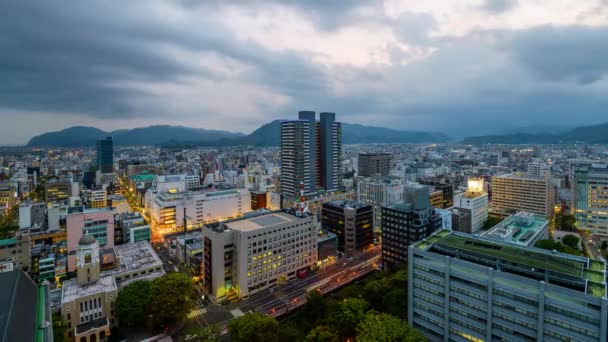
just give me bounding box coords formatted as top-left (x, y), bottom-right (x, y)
top-left (463, 122), bottom-right (608, 144)
top-left (26, 121), bottom-right (450, 147)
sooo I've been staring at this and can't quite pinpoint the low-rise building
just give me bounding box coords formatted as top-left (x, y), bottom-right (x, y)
top-left (482, 211), bottom-right (548, 246)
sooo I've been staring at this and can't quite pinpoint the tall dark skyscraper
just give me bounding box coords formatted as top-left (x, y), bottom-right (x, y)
top-left (96, 136), bottom-right (114, 173)
top-left (280, 111), bottom-right (341, 200)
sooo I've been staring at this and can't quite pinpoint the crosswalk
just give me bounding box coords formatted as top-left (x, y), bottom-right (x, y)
top-left (187, 307), bottom-right (207, 319)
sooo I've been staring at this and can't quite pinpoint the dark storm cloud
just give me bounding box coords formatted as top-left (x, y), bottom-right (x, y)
top-left (1, 0), bottom-right (608, 141)
top-left (508, 25), bottom-right (608, 84)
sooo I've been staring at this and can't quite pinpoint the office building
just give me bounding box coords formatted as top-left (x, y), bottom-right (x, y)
top-left (149, 188), bottom-right (251, 234)
top-left (96, 137), bottom-right (114, 174)
top-left (251, 190), bottom-right (268, 210)
top-left (429, 190), bottom-right (443, 209)
top-left (317, 230), bottom-right (338, 266)
top-left (321, 200), bottom-right (373, 255)
top-left (409, 230), bottom-right (607, 342)
top-left (492, 172), bottom-right (555, 217)
top-left (66, 208), bottom-right (115, 272)
top-left (202, 210), bottom-right (318, 302)
top-left (19, 201), bottom-right (47, 229)
top-left (449, 207), bottom-right (472, 233)
top-left (0, 184), bottom-right (16, 212)
top-left (280, 111), bottom-right (341, 200)
top-left (0, 231), bottom-right (31, 271)
top-left (118, 212), bottom-right (150, 244)
top-left (570, 161), bottom-right (608, 236)
top-left (45, 180), bottom-right (71, 204)
top-left (358, 153), bottom-right (392, 177)
top-left (418, 178), bottom-right (454, 209)
top-left (0, 270), bottom-right (53, 342)
top-left (381, 199), bottom-right (441, 271)
top-left (454, 177), bottom-right (488, 233)
top-left (356, 176), bottom-right (404, 230)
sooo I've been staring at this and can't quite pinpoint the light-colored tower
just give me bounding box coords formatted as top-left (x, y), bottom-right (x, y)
top-left (76, 235), bottom-right (101, 285)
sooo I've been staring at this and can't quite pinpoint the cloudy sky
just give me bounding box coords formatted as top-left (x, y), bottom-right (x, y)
top-left (2, 0), bottom-right (608, 144)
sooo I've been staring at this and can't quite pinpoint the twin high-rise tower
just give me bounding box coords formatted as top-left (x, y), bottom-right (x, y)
top-left (280, 111), bottom-right (341, 200)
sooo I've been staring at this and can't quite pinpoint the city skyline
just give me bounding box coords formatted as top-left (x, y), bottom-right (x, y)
top-left (2, 0), bottom-right (608, 144)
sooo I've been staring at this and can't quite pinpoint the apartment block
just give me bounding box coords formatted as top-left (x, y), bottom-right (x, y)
top-left (492, 172), bottom-right (555, 217)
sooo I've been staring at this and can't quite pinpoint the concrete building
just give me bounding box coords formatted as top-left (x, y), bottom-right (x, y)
top-left (250, 190), bottom-right (268, 210)
top-left (429, 190), bottom-right (443, 209)
top-left (570, 161), bottom-right (608, 236)
top-left (149, 188), bottom-right (251, 234)
top-left (61, 236), bottom-right (116, 341)
top-left (96, 137), bottom-right (113, 174)
top-left (381, 201), bottom-right (441, 271)
top-left (19, 201), bottom-right (47, 229)
top-left (449, 207), bottom-right (472, 233)
top-left (118, 212), bottom-right (150, 244)
top-left (356, 177), bottom-right (404, 230)
top-left (321, 200), bottom-right (373, 255)
top-left (482, 211), bottom-right (549, 246)
top-left (358, 153), bottom-right (392, 177)
top-left (454, 177), bottom-right (488, 233)
top-left (88, 189), bottom-right (107, 209)
top-left (202, 210), bottom-right (318, 302)
top-left (66, 208), bottom-right (115, 272)
top-left (61, 237), bottom-right (164, 341)
top-left (0, 231), bottom-right (31, 271)
top-left (280, 111), bottom-right (341, 200)
top-left (45, 180), bottom-right (71, 203)
top-left (418, 178), bottom-right (454, 209)
top-left (0, 184), bottom-right (16, 213)
top-left (492, 172), bottom-right (555, 218)
top-left (409, 230), bottom-right (607, 342)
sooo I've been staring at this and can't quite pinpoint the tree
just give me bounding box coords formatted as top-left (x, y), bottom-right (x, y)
top-left (115, 281), bottom-right (152, 327)
top-left (329, 298), bottom-right (369, 339)
top-left (52, 312), bottom-right (68, 342)
top-left (278, 322), bottom-right (301, 342)
top-left (148, 273), bottom-right (195, 328)
top-left (534, 239), bottom-right (562, 251)
top-left (187, 325), bottom-right (220, 342)
top-left (304, 325), bottom-right (338, 342)
top-left (300, 292), bottom-right (332, 329)
top-left (562, 234), bottom-right (580, 249)
top-left (356, 312), bottom-right (427, 342)
top-left (382, 288), bottom-right (407, 319)
top-left (228, 312), bottom-right (280, 342)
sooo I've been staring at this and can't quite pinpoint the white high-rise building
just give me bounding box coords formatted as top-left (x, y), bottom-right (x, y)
top-left (356, 177), bottom-right (405, 230)
top-left (454, 177), bottom-right (488, 233)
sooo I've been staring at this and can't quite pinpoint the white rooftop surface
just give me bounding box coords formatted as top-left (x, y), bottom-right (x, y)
top-left (224, 212), bottom-right (297, 232)
top-left (62, 275), bottom-right (117, 304)
top-left (113, 241), bottom-right (163, 273)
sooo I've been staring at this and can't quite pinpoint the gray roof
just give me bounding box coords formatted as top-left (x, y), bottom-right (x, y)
top-left (0, 270), bottom-right (38, 342)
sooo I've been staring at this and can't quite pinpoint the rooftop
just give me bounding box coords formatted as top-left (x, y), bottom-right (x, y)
top-left (224, 212), bottom-right (298, 232)
top-left (61, 274), bottom-right (117, 304)
top-left (325, 200), bottom-right (371, 210)
top-left (113, 241), bottom-right (162, 273)
top-left (482, 212), bottom-right (548, 246)
top-left (415, 230), bottom-right (607, 297)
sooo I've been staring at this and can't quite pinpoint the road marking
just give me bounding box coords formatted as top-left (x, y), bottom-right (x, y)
top-left (187, 307), bottom-right (207, 319)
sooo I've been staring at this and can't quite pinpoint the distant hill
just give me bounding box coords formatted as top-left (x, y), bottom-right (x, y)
top-left (27, 125), bottom-right (245, 147)
top-left (27, 121), bottom-right (450, 147)
top-left (462, 122), bottom-right (608, 144)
